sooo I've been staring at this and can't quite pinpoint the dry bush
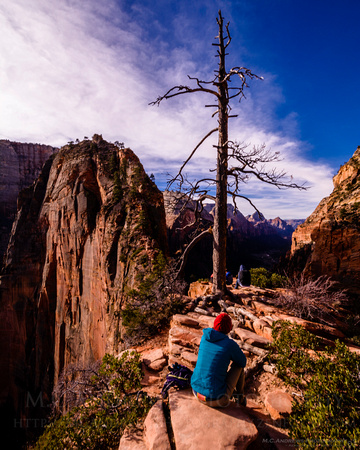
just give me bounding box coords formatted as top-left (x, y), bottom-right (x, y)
top-left (274, 274), bottom-right (348, 324)
top-left (52, 360), bottom-right (102, 416)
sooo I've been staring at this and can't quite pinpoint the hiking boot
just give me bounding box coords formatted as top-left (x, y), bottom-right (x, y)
top-left (233, 394), bottom-right (247, 407)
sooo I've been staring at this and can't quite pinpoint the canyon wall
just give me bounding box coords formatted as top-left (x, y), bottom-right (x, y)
top-left (0, 136), bottom-right (168, 440)
top-left (0, 140), bottom-right (56, 264)
top-left (289, 147), bottom-right (360, 296)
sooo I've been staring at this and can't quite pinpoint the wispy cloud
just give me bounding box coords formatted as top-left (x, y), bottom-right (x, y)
top-left (0, 0), bottom-right (334, 219)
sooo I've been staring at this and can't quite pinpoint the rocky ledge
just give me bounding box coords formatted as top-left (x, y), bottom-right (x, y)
top-left (121, 283), bottom-right (359, 449)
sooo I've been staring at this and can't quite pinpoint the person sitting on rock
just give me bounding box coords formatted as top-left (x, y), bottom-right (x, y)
top-left (234, 264), bottom-right (251, 288)
top-left (191, 312), bottom-right (247, 407)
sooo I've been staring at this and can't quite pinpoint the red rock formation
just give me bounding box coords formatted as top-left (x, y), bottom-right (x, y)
top-left (0, 136), bottom-right (168, 437)
top-left (0, 140), bottom-right (56, 263)
top-left (289, 147), bottom-right (360, 296)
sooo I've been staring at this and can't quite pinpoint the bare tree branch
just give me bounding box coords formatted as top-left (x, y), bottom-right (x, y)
top-left (167, 128), bottom-right (218, 190)
top-left (149, 76), bottom-right (219, 106)
top-left (175, 228), bottom-right (213, 280)
top-left (227, 142), bottom-right (308, 190)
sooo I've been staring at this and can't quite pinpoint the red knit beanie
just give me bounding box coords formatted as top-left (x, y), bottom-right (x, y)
top-left (213, 313), bottom-right (232, 334)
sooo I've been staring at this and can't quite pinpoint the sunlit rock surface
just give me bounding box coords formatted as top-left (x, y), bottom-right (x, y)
top-left (290, 147), bottom-right (360, 296)
top-left (0, 136), bottom-right (168, 430)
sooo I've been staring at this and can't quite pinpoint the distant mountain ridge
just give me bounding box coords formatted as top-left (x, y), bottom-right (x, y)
top-left (204, 203), bottom-right (304, 237)
top-left (164, 191), bottom-right (304, 278)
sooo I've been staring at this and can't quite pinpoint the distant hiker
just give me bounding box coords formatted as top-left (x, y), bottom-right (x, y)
top-left (191, 313), bottom-right (247, 407)
top-left (211, 272), bottom-right (233, 285)
top-left (226, 271), bottom-right (233, 285)
top-left (235, 264), bottom-right (251, 288)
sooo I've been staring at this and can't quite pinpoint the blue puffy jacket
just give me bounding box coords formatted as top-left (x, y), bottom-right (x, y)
top-left (191, 328), bottom-right (246, 399)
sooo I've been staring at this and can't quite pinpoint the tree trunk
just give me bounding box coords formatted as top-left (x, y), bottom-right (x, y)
top-left (212, 13), bottom-right (229, 295)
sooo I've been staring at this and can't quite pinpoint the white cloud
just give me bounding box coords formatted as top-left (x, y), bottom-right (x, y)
top-left (0, 0), bottom-right (335, 219)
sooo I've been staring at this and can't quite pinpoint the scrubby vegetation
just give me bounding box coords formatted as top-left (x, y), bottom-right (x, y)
top-left (250, 267), bottom-right (287, 289)
top-left (271, 321), bottom-right (360, 449)
top-left (274, 274), bottom-right (348, 324)
top-left (34, 351), bottom-right (155, 450)
top-left (122, 252), bottom-right (187, 343)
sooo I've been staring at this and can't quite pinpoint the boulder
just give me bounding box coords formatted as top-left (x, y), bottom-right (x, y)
top-left (169, 326), bottom-right (203, 347)
top-left (252, 319), bottom-right (273, 341)
top-left (187, 312), bottom-right (215, 329)
top-left (143, 400), bottom-right (171, 450)
top-left (142, 348), bottom-right (167, 371)
top-left (234, 328), bottom-right (271, 349)
top-left (264, 390), bottom-right (293, 421)
top-left (277, 314), bottom-right (345, 340)
top-left (172, 314), bottom-right (200, 328)
top-left (169, 389), bottom-right (258, 449)
top-left (119, 426), bottom-right (147, 450)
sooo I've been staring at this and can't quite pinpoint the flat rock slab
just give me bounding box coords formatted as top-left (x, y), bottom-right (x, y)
top-left (169, 389), bottom-right (258, 449)
top-left (235, 327), bottom-right (271, 349)
top-left (187, 312), bottom-right (216, 329)
top-left (172, 314), bottom-right (200, 328)
top-left (348, 344), bottom-right (360, 355)
top-left (252, 301), bottom-right (277, 315)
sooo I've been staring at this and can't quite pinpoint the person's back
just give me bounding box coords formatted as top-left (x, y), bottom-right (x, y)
top-left (191, 313), bottom-right (247, 407)
top-left (239, 265), bottom-right (251, 286)
top-left (235, 264), bottom-right (251, 288)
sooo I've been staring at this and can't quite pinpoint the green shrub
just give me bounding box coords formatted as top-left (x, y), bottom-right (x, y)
top-left (113, 172), bottom-right (123, 203)
top-left (34, 352), bottom-right (154, 450)
top-left (122, 252), bottom-right (186, 342)
top-left (250, 268), bottom-right (286, 289)
top-left (271, 320), bottom-right (319, 388)
top-left (270, 272), bottom-right (287, 288)
top-left (271, 321), bottom-right (360, 448)
top-left (250, 267), bottom-right (272, 288)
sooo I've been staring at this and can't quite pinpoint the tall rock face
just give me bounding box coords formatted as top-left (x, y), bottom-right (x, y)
top-left (0, 136), bottom-right (168, 440)
top-left (289, 147), bottom-right (360, 296)
top-left (0, 140), bottom-right (56, 265)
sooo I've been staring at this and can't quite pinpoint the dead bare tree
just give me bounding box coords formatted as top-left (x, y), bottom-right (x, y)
top-left (151, 10), bottom-right (306, 295)
top-left (274, 274), bottom-right (349, 325)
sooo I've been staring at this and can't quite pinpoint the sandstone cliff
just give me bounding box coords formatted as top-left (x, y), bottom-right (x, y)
top-left (0, 136), bottom-right (168, 440)
top-left (0, 140), bottom-right (56, 264)
top-left (289, 147), bottom-right (360, 296)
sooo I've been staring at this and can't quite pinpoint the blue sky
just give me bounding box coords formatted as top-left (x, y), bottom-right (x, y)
top-left (1, 0), bottom-right (359, 218)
